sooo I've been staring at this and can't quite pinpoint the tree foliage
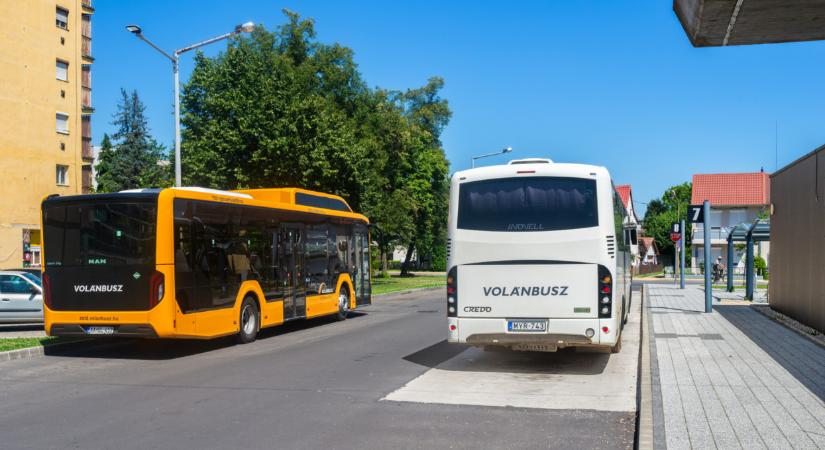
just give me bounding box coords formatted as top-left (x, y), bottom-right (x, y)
top-left (642, 182), bottom-right (692, 262)
top-left (180, 10), bottom-right (451, 275)
top-left (95, 89), bottom-right (172, 192)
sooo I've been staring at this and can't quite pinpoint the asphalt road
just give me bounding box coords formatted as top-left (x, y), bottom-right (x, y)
top-left (0, 289), bottom-right (636, 450)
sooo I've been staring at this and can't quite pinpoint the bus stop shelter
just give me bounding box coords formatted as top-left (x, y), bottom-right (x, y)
top-left (726, 218), bottom-right (770, 300)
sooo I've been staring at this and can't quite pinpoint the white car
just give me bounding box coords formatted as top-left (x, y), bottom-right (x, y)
top-left (0, 271), bottom-right (43, 323)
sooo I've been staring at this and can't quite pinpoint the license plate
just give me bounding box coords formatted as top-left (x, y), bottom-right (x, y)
top-left (507, 320), bottom-right (547, 332)
top-left (85, 326), bottom-right (115, 335)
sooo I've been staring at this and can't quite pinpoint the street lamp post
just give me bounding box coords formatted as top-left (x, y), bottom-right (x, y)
top-left (471, 146), bottom-right (513, 168)
top-left (125, 22), bottom-right (255, 187)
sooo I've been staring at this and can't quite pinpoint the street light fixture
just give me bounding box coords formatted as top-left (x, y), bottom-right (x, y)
top-left (125, 22), bottom-right (256, 187)
top-left (471, 146), bottom-right (513, 168)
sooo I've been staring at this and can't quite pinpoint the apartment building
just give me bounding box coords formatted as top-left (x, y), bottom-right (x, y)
top-left (690, 172), bottom-right (770, 270)
top-left (0, 0), bottom-right (94, 269)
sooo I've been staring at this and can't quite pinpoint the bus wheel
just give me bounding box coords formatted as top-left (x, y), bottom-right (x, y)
top-left (237, 297), bottom-right (259, 344)
top-left (336, 287), bottom-right (350, 321)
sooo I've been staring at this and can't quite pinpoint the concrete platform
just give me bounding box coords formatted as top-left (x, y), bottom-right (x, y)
top-left (383, 296), bottom-right (641, 412)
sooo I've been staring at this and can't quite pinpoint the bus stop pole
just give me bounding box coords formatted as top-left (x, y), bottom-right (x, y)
top-left (746, 231), bottom-right (755, 301)
top-left (726, 234), bottom-right (734, 292)
top-left (703, 200), bottom-right (712, 313)
top-left (679, 219), bottom-right (685, 289)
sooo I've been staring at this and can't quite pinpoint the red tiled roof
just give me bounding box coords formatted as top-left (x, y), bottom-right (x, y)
top-left (690, 172), bottom-right (770, 206)
top-left (615, 184), bottom-right (631, 208)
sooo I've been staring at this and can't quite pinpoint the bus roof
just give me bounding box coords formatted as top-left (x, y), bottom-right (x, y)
top-left (453, 160), bottom-right (610, 182)
top-left (42, 187), bottom-right (367, 223)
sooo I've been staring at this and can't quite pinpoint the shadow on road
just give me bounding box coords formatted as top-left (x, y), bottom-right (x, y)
top-left (403, 339), bottom-right (611, 375)
top-left (44, 311), bottom-right (369, 361)
top-left (716, 304), bottom-right (825, 402)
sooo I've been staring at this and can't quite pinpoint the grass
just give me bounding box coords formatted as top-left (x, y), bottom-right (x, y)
top-left (371, 274), bottom-right (445, 295)
top-left (0, 337), bottom-right (78, 352)
top-left (636, 271), bottom-right (664, 278)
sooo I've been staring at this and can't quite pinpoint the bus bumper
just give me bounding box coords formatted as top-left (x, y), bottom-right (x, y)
top-left (447, 317), bottom-right (618, 350)
top-left (49, 323), bottom-right (159, 338)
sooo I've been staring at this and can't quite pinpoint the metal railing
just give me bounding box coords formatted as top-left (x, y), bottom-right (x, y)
top-left (692, 226), bottom-right (730, 241)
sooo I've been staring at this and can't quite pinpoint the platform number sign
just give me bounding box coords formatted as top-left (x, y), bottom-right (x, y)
top-left (688, 204), bottom-right (704, 224)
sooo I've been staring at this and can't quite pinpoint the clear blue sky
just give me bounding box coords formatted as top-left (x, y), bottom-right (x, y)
top-left (92, 1), bottom-right (825, 215)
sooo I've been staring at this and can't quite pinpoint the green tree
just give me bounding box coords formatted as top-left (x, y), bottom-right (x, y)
top-left (95, 89), bottom-right (172, 192)
top-left (93, 133), bottom-right (114, 192)
top-left (642, 182), bottom-right (693, 263)
top-left (180, 10), bottom-right (452, 276)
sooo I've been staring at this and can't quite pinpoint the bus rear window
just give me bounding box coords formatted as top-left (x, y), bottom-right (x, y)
top-left (43, 201), bottom-right (157, 267)
top-left (457, 177), bottom-right (598, 232)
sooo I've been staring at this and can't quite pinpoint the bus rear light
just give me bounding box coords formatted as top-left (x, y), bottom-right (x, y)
top-left (447, 266), bottom-right (458, 317)
top-left (42, 273), bottom-right (52, 309)
top-left (585, 328), bottom-right (595, 338)
top-left (449, 324), bottom-right (456, 331)
top-left (598, 265), bottom-right (612, 319)
top-left (602, 326), bottom-right (609, 333)
top-left (149, 271), bottom-right (165, 309)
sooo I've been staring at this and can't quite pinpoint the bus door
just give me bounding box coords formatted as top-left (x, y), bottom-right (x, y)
top-left (353, 225), bottom-right (371, 306)
top-left (279, 224), bottom-right (306, 319)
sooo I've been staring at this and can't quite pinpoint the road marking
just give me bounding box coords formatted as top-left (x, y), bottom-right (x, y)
top-left (383, 296), bottom-right (640, 412)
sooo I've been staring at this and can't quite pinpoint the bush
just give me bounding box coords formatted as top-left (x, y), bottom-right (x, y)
top-left (754, 255), bottom-right (767, 277)
top-left (431, 244), bottom-right (447, 272)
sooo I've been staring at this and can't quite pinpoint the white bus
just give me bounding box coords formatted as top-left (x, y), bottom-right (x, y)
top-left (446, 158), bottom-right (632, 353)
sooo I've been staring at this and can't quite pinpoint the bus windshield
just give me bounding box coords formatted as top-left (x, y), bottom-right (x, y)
top-left (43, 200), bottom-right (157, 267)
top-left (457, 176), bottom-right (598, 232)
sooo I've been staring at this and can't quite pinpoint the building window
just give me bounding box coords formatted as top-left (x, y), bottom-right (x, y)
top-left (56, 60), bottom-right (69, 81)
top-left (56, 112), bottom-right (69, 134)
top-left (56, 7), bottom-right (69, 29)
top-left (56, 165), bottom-right (69, 186)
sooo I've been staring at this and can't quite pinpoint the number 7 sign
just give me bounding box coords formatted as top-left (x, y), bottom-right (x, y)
top-left (688, 205), bottom-right (704, 223)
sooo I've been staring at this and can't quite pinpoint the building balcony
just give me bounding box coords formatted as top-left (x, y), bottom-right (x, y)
top-left (82, 165), bottom-right (93, 194)
top-left (82, 138), bottom-right (93, 161)
top-left (82, 36), bottom-right (93, 60)
top-left (82, 0), bottom-right (94, 12)
top-left (691, 225), bottom-right (731, 244)
top-left (82, 86), bottom-right (93, 112)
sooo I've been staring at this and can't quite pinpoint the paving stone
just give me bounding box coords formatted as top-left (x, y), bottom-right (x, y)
top-left (648, 284), bottom-right (825, 449)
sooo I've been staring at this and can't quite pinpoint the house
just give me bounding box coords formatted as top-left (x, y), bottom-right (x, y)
top-left (690, 172), bottom-right (770, 270)
top-left (638, 237), bottom-right (659, 265)
top-left (615, 184), bottom-right (642, 268)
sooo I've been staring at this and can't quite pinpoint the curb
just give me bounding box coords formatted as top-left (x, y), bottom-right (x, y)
top-left (637, 284), bottom-right (654, 450)
top-left (0, 338), bottom-right (115, 363)
top-left (751, 304), bottom-right (825, 349)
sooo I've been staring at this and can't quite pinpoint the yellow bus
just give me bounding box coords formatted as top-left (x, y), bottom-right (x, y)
top-left (41, 187), bottom-right (371, 343)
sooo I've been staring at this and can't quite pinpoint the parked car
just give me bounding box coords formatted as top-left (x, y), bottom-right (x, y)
top-left (0, 270), bottom-right (43, 323)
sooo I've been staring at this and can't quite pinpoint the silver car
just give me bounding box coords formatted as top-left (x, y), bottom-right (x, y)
top-left (0, 271), bottom-right (43, 323)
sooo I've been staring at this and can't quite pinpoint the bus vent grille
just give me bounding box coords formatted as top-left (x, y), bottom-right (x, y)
top-left (606, 236), bottom-right (616, 258)
top-left (446, 238), bottom-right (451, 258)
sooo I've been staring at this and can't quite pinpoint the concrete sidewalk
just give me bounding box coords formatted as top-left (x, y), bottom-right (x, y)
top-left (647, 284), bottom-right (825, 449)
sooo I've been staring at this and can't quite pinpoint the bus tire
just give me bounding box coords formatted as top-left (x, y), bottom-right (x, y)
top-left (237, 296), bottom-right (259, 344)
top-left (336, 286), bottom-right (351, 321)
top-left (610, 334), bottom-right (622, 354)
